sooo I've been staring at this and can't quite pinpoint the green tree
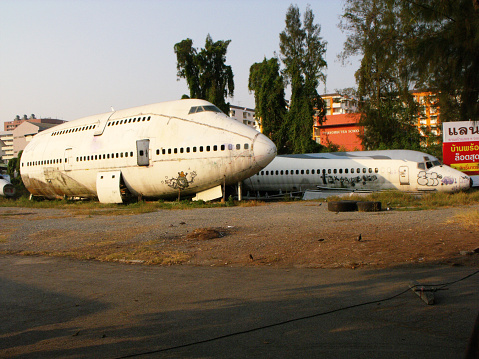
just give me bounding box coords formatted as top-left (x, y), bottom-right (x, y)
top-left (174, 34), bottom-right (234, 114)
top-left (340, 0), bottom-right (421, 150)
top-left (409, 0), bottom-right (479, 122)
top-left (279, 5), bottom-right (327, 154)
top-left (248, 58), bottom-right (288, 152)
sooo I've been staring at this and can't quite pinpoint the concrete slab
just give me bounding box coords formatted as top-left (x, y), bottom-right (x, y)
top-left (0, 255), bottom-right (478, 358)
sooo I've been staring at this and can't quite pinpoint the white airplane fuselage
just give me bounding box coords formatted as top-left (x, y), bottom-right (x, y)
top-left (20, 99), bottom-right (277, 202)
top-left (243, 150), bottom-right (471, 195)
top-left (0, 174), bottom-right (15, 197)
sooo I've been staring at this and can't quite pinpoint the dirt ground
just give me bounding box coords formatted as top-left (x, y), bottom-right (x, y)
top-left (1, 201), bottom-right (479, 269)
top-left (0, 201), bottom-right (479, 268)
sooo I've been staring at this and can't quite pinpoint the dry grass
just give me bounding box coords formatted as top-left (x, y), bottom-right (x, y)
top-left (329, 189), bottom-right (479, 210)
top-left (447, 209), bottom-right (479, 227)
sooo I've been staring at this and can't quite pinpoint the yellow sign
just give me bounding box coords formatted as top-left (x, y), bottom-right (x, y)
top-left (451, 163), bottom-right (479, 172)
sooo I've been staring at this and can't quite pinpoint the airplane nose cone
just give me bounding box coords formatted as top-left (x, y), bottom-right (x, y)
top-left (253, 133), bottom-right (277, 169)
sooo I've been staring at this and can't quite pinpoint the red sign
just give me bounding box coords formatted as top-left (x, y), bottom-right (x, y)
top-left (442, 141), bottom-right (479, 175)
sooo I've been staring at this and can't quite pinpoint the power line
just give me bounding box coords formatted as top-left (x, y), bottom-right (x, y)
top-left (113, 269), bottom-right (479, 359)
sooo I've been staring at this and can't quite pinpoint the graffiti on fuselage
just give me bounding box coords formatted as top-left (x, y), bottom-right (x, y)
top-left (163, 171), bottom-right (197, 190)
top-left (417, 171), bottom-right (445, 187)
top-left (326, 174), bottom-right (378, 187)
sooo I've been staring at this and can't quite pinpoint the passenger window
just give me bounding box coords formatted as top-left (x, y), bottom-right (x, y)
top-left (168, 149), bottom-right (172, 154)
top-left (200, 146), bottom-right (204, 152)
top-left (285, 170), bottom-right (289, 175)
top-left (296, 170), bottom-right (299, 175)
top-left (275, 170), bottom-right (279, 175)
top-left (213, 145), bottom-right (217, 151)
top-left (193, 147), bottom-right (197, 152)
top-left (244, 144), bottom-right (249, 149)
top-left (221, 144), bottom-right (225, 151)
top-left (311, 170), bottom-right (315, 174)
top-left (180, 148), bottom-right (184, 153)
top-left (236, 144), bottom-right (241, 150)
top-left (186, 147), bottom-right (190, 153)
top-left (266, 171), bottom-right (269, 175)
top-left (206, 146), bottom-right (210, 151)
top-left (280, 170), bottom-right (284, 175)
top-left (369, 168), bottom-right (372, 173)
top-left (375, 168), bottom-right (378, 173)
top-left (328, 169), bottom-right (331, 174)
top-left (363, 168), bottom-right (366, 173)
top-left (174, 148), bottom-right (178, 154)
top-left (261, 171), bottom-right (264, 175)
top-left (345, 169), bottom-right (348, 174)
top-left (339, 169), bottom-right (342, 174)
top-left (306, 170), bottom-right (309, 174)
top-left (228, 144), bottom-right (233, 150)
top-left (156, 149), bottom-right (159, 155)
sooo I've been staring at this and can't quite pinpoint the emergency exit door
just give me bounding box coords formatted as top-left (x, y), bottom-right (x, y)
top-left (136, 139), bottom-right (150, 166)
top-left (399, 166), bottom-right (409, 185)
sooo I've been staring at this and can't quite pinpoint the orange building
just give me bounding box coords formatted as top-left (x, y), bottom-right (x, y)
top-left (410, 91), bottom-right (440, 141)
top-left (314, 113), bottom-right (363, 151)
top-left (313, 93), bottom-right (363, 151)
top-left (313, 91), bottom-right (441, 151)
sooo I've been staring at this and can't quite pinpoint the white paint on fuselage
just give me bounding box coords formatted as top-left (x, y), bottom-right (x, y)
top-left (243, 150), bottom-right (471, 194)
top-left (20, 99), bottom-right (277, 201)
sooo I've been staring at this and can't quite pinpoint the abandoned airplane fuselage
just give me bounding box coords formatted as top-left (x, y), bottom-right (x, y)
top-left (20, 99), bottom-right (277, 203)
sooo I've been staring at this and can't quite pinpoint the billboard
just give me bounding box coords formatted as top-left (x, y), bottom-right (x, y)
top-left (443, 122), bottom-right (479, 176)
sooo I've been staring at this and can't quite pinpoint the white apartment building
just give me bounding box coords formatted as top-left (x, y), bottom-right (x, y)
top-left (229, 105), bottom-right (259, 131)
top-left (0, 131), bottom-right (14, 163)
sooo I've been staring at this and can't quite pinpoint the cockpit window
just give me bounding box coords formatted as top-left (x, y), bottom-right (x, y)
top-left (418, 160), bottom-right (441, 170)
top-left (188, 105), bottom-right (223, 115)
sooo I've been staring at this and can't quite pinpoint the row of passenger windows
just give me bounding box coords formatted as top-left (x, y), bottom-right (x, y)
top-left (259, 167), bottom-right (379, 176)
top-left (76, 152), bottom-right (134, 161)
top-left (52, 125), bottom-right (97, 136)
top-left (24, 159), bottom-right (64, 167)
top-left (157, 143), bottom-right (249, 155)
top-left (22, 143), bottom-right (251, 167)
top-left (50, 116), bottom-right (152, 137)
top-left (107, 116), bottom-right (151, 127)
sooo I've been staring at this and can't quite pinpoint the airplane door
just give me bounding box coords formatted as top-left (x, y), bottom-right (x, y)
top-left (136, 139), bottom-right (150, 166)
top-left (64, 148), bottom-right (73, 171)
top-left (399, 166), bottom-right (409, 185)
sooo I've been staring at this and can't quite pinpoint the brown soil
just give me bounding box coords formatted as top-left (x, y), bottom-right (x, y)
top-left (1, 202), bottom-right (478, 268)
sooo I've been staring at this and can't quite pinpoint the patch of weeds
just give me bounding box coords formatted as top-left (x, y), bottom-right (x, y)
top-left (447, 209), bottom-right (479, 227)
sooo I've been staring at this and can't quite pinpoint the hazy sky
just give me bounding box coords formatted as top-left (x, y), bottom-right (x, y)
top-left (1, 0), bottom-right (359, 124)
